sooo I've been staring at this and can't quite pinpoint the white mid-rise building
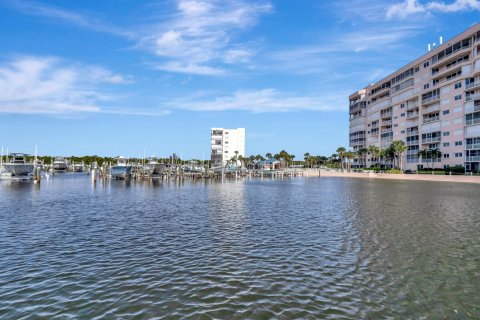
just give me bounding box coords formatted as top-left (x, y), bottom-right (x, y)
top-left (210, 128), bottom-right (245, 167)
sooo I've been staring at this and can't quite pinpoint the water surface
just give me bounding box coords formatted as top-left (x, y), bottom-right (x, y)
top-left (0, 175), bottom-right (479, 319)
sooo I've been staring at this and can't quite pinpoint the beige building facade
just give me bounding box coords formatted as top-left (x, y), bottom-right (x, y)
top-left (349, 23), bottom-right (480, 172)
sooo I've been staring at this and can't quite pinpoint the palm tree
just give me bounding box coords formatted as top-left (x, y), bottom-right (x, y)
top-left (368, 145), bottom-right (380, 168)
top-left (304, 152), bottom-right (311, 168)
top-left (265, 153), bottom-right (273, 160)
top-left (336, 147), bottom-right (346, 171)
top-left (430, 148), bottom-right (442, 169)
top-left (344, 151), bottom-right (356, 171)
top-left (418, 149), bottom-right (428, 169)
top-left (356, 148), bottom-right (368, 168)
top-left (390, 140), bottom-right (408, 170)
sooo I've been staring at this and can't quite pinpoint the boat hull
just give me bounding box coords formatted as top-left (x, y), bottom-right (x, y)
top-left (1, 164), bottom-right (34, 176)
top-left (110, 166), bottom-right (133, 179)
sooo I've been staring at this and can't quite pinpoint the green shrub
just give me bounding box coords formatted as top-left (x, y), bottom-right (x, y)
top-left (386, 169), bottom-right (402, 174)
top-left (447, 165), bottom-right (465, 173)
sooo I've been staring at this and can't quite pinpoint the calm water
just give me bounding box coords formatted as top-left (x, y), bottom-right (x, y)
top-left (0, 175), bottom-right (479, 319)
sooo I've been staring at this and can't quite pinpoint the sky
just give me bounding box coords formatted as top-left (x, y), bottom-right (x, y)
top-left (0, 0), bottom-right (479, 159)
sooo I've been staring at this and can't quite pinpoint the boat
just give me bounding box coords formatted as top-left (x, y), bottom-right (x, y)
top-left (0, 153), bottom-right (34, 176)
top-left (71, 162), bottom-right (85, 172)
top-left (110, 157), bottom-right (133, 179)
top-left (144, 158), bottom-right (164, 175)
top-left (52, 157), bottom-right (68, 172)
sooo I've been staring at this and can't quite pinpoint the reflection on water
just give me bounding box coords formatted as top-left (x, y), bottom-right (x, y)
top-left (0, 175), bottom-right (479, 319)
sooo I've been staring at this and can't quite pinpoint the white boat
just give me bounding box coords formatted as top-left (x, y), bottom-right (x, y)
top-left (144, 158), bottom-right (164, 175)
top-left (52, 157), bottom-right (68, 172)
top-left (110, 157), bottom-right (133, 179)
top-left (71, 162), bottom-right (84, 172)
top-left (1, 153), bottom-right (34, 176)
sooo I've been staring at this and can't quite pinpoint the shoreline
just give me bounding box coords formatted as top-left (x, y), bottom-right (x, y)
top-left (301, 169), bottom-right (480, 184)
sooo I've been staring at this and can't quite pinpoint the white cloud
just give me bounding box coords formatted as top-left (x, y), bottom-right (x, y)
top-left (4, 0), bottom-right (133, 38)
top-left (146, 0), bottom-right (272, 75)
top-left (387, 0), bottom-right (480, 18)
top-left (0, 56), bottom-right (134, 115)
top-left (166, 89), bottom-right (346, 112)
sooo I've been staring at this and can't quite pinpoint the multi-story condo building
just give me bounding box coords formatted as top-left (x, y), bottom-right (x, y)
top-left (349, 23), bottom-right (480, 172)
top-left (210, 128), bottom-right (245, 167)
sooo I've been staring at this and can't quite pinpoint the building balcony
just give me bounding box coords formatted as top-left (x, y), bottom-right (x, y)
top-left (466, 93), bottom-right (480, 102)
top-left (466, 156), bottom-right (480, 162)
top-left (406, 103), bottom-right (419, 110)
top-left (422, 96), bottom-right (440, 105)
top-left (421, 158), bottom-right (442, 163)
top-left (370, 130), bottom-right (379, 136)
top-left (381, 128), bottom-right (392, 134)
top-left (421, 137), bottom-right (441, 144)
top-left (382, 119), bottom-right (393, 125)
top-left (407, 140), bottom-right (419, 146)
top-left (407, 130), bottom-right (419, 136)
top-left (380, 111), bottom-right (393, 118)
top-left (407, 149), bottom-right (419, 155)
top-left (466, 118), bottom-right (480, 126)
top-left (407, 112), bottom-right (419, 119)
top-left (423, 116), bottom-right (440, 124)
top-left (466, 81), bottom-right (480, 90)
top-left (466, 143), bottom-right (480, 150)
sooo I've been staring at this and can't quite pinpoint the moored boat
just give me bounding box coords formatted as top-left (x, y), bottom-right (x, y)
top-left (1, 153), bottom-right (34, 176)
top-left (52, 157), bottom-right (68, 172)
top-left (110, 157), bottom-right (133, 179)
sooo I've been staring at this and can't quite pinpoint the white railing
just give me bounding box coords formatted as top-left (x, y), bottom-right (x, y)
top-left (466, 118), bottom-right (480, 126)
top-left (407, 112), bottom-right (419, 119)
top-left (466, 143), bottom-right (480, 150)
top-left (423, 116), bottom-right (440, 124)
top-left (422, 137), bottom-right (441, 143)
top-left (466, 81), bottom-right (480, 90)
top-left (422, 95), bottom-right (440, 105)
top-left (382, 120), bottom-right (392, 125)
top-left (466, 156), bottom-right (480, 162)
top-left (466, 93), bottom-right (480, 102)
top-left (407, 140), bottom-right (419, 146)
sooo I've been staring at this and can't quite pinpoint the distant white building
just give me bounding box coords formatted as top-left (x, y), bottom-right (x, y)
top-left (210, 128), bottom-right (245, 167)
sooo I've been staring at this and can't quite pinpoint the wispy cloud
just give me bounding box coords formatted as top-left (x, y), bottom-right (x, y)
top-left (387, 0), bottom-right (480, 19)
top-left (3, 0), bottom-right (134, 38)
top-left (0, 56), bottom-right (138, 115)
top-left (142, 0), bottom-right (272, 75)
top-left (164, 89), bottom-right (347, 112)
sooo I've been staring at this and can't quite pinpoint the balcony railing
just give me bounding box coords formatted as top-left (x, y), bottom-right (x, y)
top-left (466, 93), bottom-right (480, 102)
top-left (421, 158), bottom-right (441, 163)
top-left (466, 82), bottom-right (480, 90)
top-left (381, 129), bottom-right (393, 134)
top-left (466, 143), bottom-right (480, 150)
top-left (422, 96), bottom-right (440, 105)
top-left (407, 130), bottom-right (419, 136)
top-left (466, 118), bottom-right (480, 126)
top-left (407, 140), bottom-right (419, 146)
top-left (406, 103), bottom-right (419, 110)
top-left (407, 149), bottom-right (419, 155)
top-left (423, 116), bottom-right (440, 124)
top-left (422, 137), bottom-right (441, 144)
top-left (380, 111), bottom-right (393, 117)
top-left (407, 112), bottom-right (419, 119)
top-left (466, 156), bottom-right (480, 162)
top-left (382, 120), bottom-right (392, 125)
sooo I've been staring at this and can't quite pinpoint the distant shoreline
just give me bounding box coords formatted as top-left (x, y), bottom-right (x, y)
top-left (301, 169), bottom-right (480, 184)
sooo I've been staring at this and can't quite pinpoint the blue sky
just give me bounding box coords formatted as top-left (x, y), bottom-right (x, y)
top-left (0, 0), bottom-right (479, 158)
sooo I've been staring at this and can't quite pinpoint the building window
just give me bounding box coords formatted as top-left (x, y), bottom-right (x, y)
top-left (401, 130), bottom-right (405, 134)
top-left (415, 67), bottom-right (420, 72)
top-left (443, 142), bottom-right (450, 147)
top-left (443, 110), bottom-right (449, 115)
top-left (424, 84), bottom-right (430, 89)
top-left (424, 61), bottom-right (430, 68)
top-left (454, 82), bottom-right (462, 89)
top-left (454, 95), bottom-right (462, 101)
top-left (455, 152), bottom-right (463, 158)
top-left (400, 104), bottom-right (405, 108)
top-left (455, 141), bottom-right (463, 146)
top-left (401, 113), bottom-right (405, 117)
top-left (443, 154), bottom-right (450, 158)
top-left (443, 132), bottom-right (450, 136)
